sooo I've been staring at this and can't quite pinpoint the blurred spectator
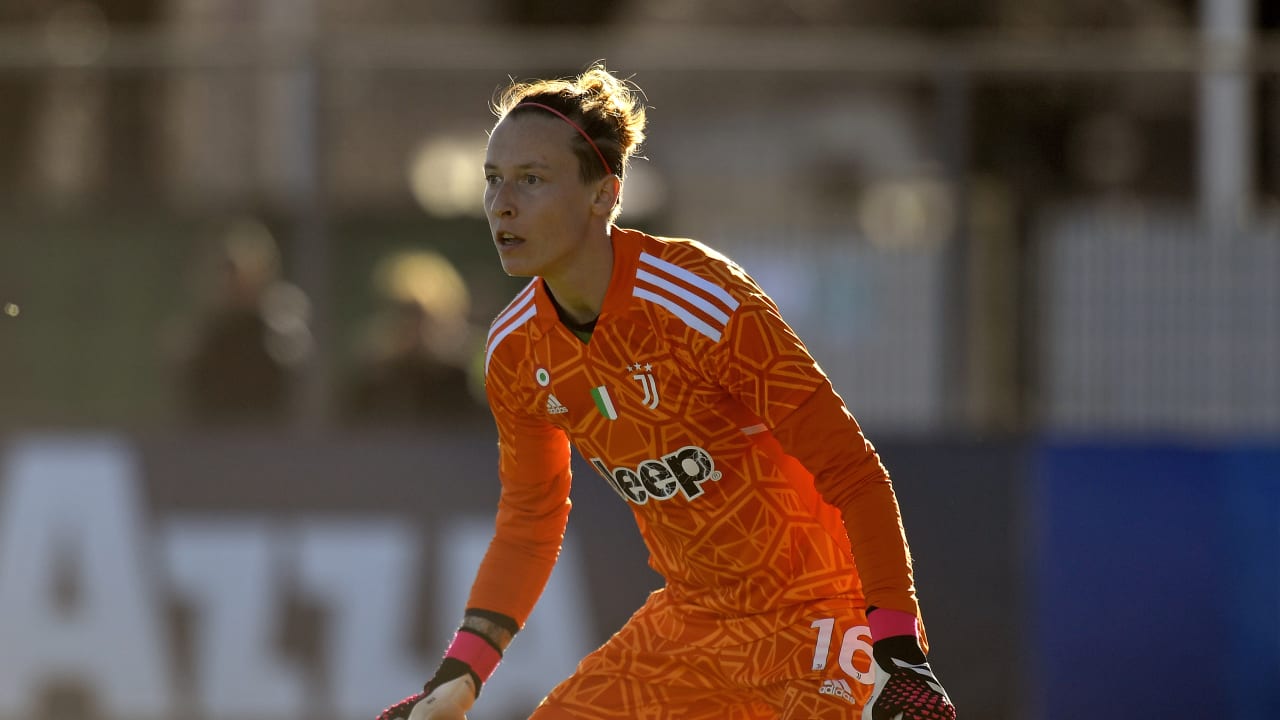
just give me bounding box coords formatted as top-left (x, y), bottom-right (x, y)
top-left (175, 217), bottom-right (311, 426)
top-left (342, 249), bottom-right (484, 426)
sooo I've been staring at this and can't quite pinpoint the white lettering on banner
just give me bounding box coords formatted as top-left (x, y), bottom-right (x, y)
top-left (0, 437), bottom-right (599, 720)
top-left (293, 521), bottom-right (427, 718)
top-left (0, 437), bottom-right (173, 718)
top-left (438, 519), bottom-right (594, 719)
top-left (163, 522), bottom-right (305, 718)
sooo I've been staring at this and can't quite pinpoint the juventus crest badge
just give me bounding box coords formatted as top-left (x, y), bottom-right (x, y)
top-left (628, 363), bottom-right (660, 410)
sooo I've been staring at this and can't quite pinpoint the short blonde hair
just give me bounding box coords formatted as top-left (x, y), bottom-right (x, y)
top-left (493, 62), bottom-right (647, 184)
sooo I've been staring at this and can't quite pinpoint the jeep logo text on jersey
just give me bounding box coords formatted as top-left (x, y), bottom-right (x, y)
top-left (589, 446), bottom-right (722, 505)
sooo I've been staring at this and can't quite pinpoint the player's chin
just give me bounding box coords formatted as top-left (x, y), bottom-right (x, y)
top-left (496, 253), bottom-right (539, 278)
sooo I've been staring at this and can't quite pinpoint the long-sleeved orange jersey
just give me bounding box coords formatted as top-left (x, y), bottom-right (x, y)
top-left (471, 227), bottom-right (921, 644)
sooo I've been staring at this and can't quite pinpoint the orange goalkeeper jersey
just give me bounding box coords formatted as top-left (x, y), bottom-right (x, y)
top-left (471, 227), bottom-right (921, 640)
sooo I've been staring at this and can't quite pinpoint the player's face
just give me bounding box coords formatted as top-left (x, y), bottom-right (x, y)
top-left (483, 113), bottom-right (603, 281)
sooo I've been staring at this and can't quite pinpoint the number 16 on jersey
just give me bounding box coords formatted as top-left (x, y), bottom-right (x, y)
top-left (810, 618), bottom-right (875, 685)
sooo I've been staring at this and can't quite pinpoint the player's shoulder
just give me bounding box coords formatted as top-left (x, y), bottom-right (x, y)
top-left (620, 228), bottom-right (767, 342)
top-left (626, 230), bottom-right (748, 287)
top-left (484, 278), bottom-right (540, 377)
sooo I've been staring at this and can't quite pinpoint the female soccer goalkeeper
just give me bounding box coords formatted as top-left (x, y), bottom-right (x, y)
top-left (376, 63), bottom-right (956, 720)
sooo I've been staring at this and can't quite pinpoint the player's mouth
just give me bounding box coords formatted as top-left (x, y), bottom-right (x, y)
top-left (496, 231), bottom-right (526, 250)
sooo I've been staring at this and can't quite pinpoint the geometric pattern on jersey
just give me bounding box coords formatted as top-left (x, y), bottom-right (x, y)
top-left (484, 227), bottom-right (864, 629)
top-left (528, 593), bottom-right (873, 719)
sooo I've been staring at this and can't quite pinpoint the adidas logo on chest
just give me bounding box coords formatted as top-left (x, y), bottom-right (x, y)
top-left (545, 393), bottom-right (569, 415)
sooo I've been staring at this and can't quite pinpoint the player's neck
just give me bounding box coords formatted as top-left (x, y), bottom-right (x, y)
top-left (542, 229), bottom-right (614, 325)
top-left (547, 291), bottom-right (598, 343)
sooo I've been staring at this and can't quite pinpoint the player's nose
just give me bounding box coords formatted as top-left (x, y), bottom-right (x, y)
top-left (487, 183), bottom-right (516, 219)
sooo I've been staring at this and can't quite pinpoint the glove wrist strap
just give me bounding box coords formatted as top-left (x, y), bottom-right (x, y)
top-left (867, 607), bottom-right (919, 642)
top-left (445, 629), bottom-right (503, 684)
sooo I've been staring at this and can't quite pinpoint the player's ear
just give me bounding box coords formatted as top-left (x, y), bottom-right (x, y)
top-left (590, 176), bottom-right (621, 218)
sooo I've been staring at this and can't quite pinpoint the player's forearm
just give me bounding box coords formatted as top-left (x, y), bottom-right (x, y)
top-left (466, 496), bottom-right (571, 626)
top-left (836, 478), bottom-right (920, 615)
top-left (818, 454), bottom-right (919, 614)
top-left (466, 536), bottom-right (561, 625)
top-left (770, 386), bottom-right (920, 615)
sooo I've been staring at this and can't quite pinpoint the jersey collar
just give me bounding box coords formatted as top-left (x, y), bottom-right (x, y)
top-left (529, 226), bottom-right (645, 337)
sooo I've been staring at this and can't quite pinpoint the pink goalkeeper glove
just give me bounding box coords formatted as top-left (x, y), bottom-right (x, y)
top-left (375, 626), bottom-right (503, 720)
top-left (863, 608), bottom-right (956, 720)
top-left (374, 674), bottom-right (475, 720)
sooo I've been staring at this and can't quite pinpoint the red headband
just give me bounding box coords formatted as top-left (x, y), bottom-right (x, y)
top-left (516, 102), bottom-right (614, 176)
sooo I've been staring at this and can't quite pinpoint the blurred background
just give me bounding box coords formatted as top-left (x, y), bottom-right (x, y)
top-left (0, 1), bottom-right (1278, 719)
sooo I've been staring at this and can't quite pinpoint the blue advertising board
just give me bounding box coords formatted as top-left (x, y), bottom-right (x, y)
top-left (1032, 443), bottom-right (1280, 720)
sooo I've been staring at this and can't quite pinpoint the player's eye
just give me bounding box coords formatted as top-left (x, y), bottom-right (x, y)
top-left (522, 174), bottom-right (541, 185)
top-left (484, 174), bottom-right (501, 186)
